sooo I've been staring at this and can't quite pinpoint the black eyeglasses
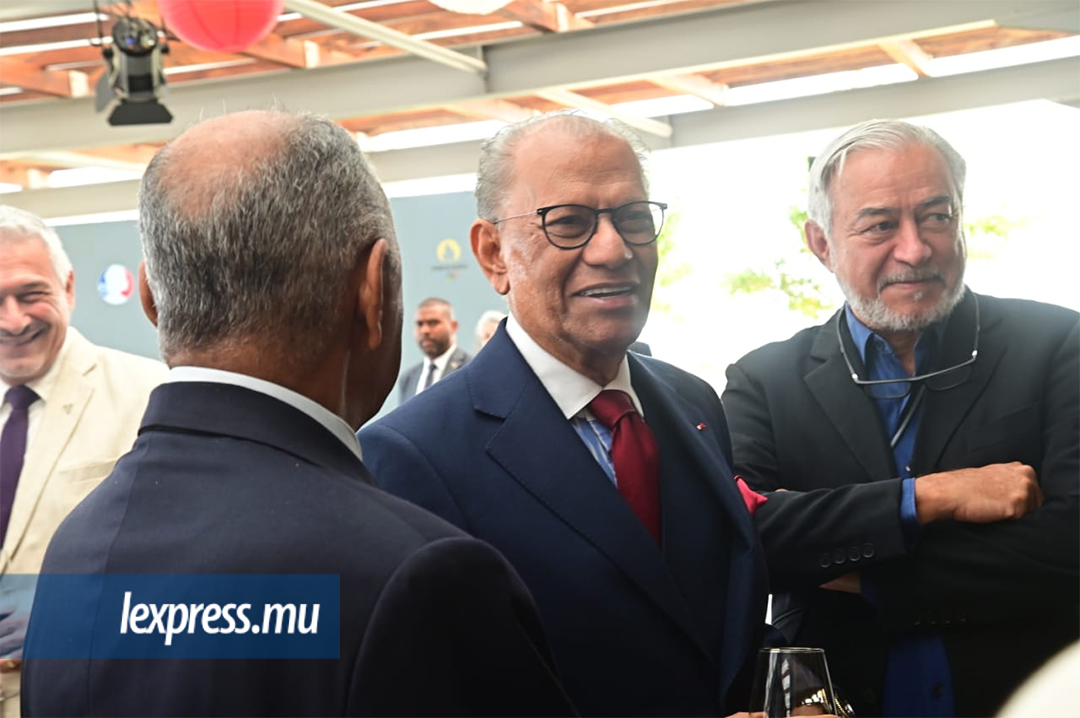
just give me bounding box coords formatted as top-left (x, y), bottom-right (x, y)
top-left (491, 201), bottom-right (667, 250)
top-left (837, 295), bottom-right (979, 400)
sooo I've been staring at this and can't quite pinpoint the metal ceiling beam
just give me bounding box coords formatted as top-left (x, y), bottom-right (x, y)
top-left (283, 0), bottom-right (487, 75)
top-left (4, 150), bottom-right (145, 172)
top-left (3, 0), bottom-right (1072, 157)
top-left (669, 56), bottom-right (1080, 147)
top-left (480, 0), bottom-right (1075, 91)
top-left (534, 88), bottom-right (673, 138)
top-left (8, 56), bottom-right (1077, 220)
top-left (0, 1), bottom-right (92, 22)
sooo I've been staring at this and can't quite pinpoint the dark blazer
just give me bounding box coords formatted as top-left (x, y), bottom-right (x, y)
top-left (723, 291), bottom-right (1080, 717)
top-left (397, 346), bottom-right (471, 404)
top-left (22, 381), bottom-right (572, 717)
top-left (361, 327), bottom-right (769, 717)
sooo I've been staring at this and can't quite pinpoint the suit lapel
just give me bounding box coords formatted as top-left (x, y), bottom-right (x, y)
top-left (473, 333), bottom-right (705, 653)
top-left (446, 348), bottom-right (468, 374)
top-left (914, 292), bottom-right (1003, 471)
top-left (804, 311), bottom-right (895, 480)
top-left (633, 357), bottom-right (763, 684)
top-left (3, 334), bottom-right (96, 563)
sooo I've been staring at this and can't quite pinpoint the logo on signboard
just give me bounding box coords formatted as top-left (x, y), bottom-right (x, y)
top-left (436, 239), bottom-right (462, 263)
top-left (97, 264), bottom-right (134, 306)
top-left (432, 238), bottom-right (468, 280)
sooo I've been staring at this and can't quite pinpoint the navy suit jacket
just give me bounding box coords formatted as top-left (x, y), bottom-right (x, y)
top-left (361, 327), bottom-right (769, 716)
top-left (23, 381), bottom-right (572, 717)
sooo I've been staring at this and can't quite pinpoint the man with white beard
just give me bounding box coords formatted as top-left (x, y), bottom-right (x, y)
top-left (723, 119), bottom-right (1078, 718)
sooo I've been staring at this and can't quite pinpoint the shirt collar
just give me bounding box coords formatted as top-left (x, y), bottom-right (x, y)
top-left (167, 366), bottom-right (363, 461)
top-left (844, 305), bottom-right (947, 372)
top-left (427, 343), bottom-right (458, 372)
top-left (505, 313), bottom-right (643, 420)
top-left (1, 327), bottom-right (74, 406)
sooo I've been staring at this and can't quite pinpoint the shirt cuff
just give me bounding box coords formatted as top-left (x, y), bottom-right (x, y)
top-left (900, 477), bottom-right (922, 548)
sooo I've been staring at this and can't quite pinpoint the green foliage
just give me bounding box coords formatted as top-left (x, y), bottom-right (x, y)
top-left (649, 197), bottom-right (1024, 324)
top-left (723, 205), bottom-right (836, 318)
top-left (965, 213), bottom-right (1024, 261)
top-left (722, 205), bottom-right (1026, 318)
top-left (651, 207), bottom-right (693, 316)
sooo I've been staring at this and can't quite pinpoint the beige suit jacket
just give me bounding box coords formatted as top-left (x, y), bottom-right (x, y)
top-left (0, 328), bottom-right (167, 712)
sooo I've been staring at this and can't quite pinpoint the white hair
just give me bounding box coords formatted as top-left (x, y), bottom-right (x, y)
top-left (807, 119), bottom-right (967, 238)
top-left (0, 205), bottom-right (74, 283)
top-left (475, 111), bottom-right (651, 221)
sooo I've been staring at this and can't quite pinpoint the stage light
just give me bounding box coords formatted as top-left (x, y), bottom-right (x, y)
top-left (94, 7), bottom-right (172, 126)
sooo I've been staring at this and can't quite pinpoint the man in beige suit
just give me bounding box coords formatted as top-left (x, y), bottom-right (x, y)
top-left (0, 206), bottom-right (166, 713)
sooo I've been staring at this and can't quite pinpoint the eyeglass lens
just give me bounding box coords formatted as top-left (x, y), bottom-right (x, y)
top-left (863, 363), bottom-right (974, 400)
top-left (543, 202), bottom-right (664, 246)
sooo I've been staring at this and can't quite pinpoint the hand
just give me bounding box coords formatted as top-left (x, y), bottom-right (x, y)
top-left (915, 462), bottom-right (1042, 525)
top-left (0, 607), bottom-right (27, 668)
top-left (819, 572), bottom-right (860, 594)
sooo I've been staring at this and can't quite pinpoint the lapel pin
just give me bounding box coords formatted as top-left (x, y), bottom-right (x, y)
top-left (696, 422), bottom-right (707, 431)
top-left (63, 404), bottom-right (73, 414)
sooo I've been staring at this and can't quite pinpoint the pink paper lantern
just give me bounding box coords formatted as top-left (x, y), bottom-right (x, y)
top-left (158, 0), bottom-right (285, 53)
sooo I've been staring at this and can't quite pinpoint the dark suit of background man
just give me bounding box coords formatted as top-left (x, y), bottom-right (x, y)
top-left (397, 297), bottom-right (470, 404)
top-left (723, 119), bottom-right (1079, 717)
top-left (22, 110), bottom-right (572, 717)
top-left (361, 112), bottom-right (769, 717)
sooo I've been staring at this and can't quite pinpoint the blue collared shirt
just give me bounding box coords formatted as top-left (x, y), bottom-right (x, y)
top-left (845, 308), bottom-right (954, 717)
top-left (504, 315), bottom-right (640, 487)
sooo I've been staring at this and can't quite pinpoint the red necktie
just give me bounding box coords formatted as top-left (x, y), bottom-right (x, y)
top-left (588, 390), bottom-right (661, 543)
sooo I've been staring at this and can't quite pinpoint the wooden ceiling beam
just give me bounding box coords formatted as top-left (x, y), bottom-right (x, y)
top-left (497, 0), bottom-right (593, 32)
top-left (4, 150), bottom-right (146, 173)
top-left (535, 88), bottom-right (673, 137)
top-left (277, 1), bottom-right (434, 38)
top-left (242, 33), bottom-right (315, 68)
top-left (0, 20), bottom-right (102, 50)
top-left (0, 163), bottom-right (51, 189)
top-left (650, 73), bottom-right (730, 105)
top-left (878, 38), bottom-right (935, 77)
top-left (79, 143), bottom-right (163, 165)
top-left (443, 98), bottom-right (536, 123)
top-left (0, 56), bottom-right (87, 97)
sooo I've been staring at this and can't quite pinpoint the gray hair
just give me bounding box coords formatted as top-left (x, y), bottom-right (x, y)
top-left (139, 111), bottom-right (398, 362)
top-left (475, 111), bottom-right (651, 221)
top-left (807, 119), bottom-right (967, 238)
top-left (474, 309), bottom-right (505, 341)
top-left (0, 205), bottom-right (74, 283)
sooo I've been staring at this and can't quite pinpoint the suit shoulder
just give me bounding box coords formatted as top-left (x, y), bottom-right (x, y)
top-left (358, 482), bottom-right (471, 542)
top-left (96, 345), bottom-right (168, 376)
top-left (980, 293), bottom-right (1079, 330)
top-left (729, 323), bottom-right (824, 376)
top-left (377, 369), bottom-right (473, 431)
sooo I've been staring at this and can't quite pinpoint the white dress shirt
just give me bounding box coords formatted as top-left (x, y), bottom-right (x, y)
top-left (413, 343), bottom-right (460, 396)
top-left (505, 314), bottom-right (644, 486)
top-left (168, 366), bottom-right (363, 461)
top-left (0, 331), bottom-right (73, 454)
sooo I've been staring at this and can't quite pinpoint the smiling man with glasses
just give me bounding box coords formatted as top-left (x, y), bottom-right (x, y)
top-left (362, 112), bottom-right (770, 717)
top-left (723, 119), bottom-right (1079, 718)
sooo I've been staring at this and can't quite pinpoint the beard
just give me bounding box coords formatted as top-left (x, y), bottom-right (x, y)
top-left (837, 267), bottom-right (966, 334)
